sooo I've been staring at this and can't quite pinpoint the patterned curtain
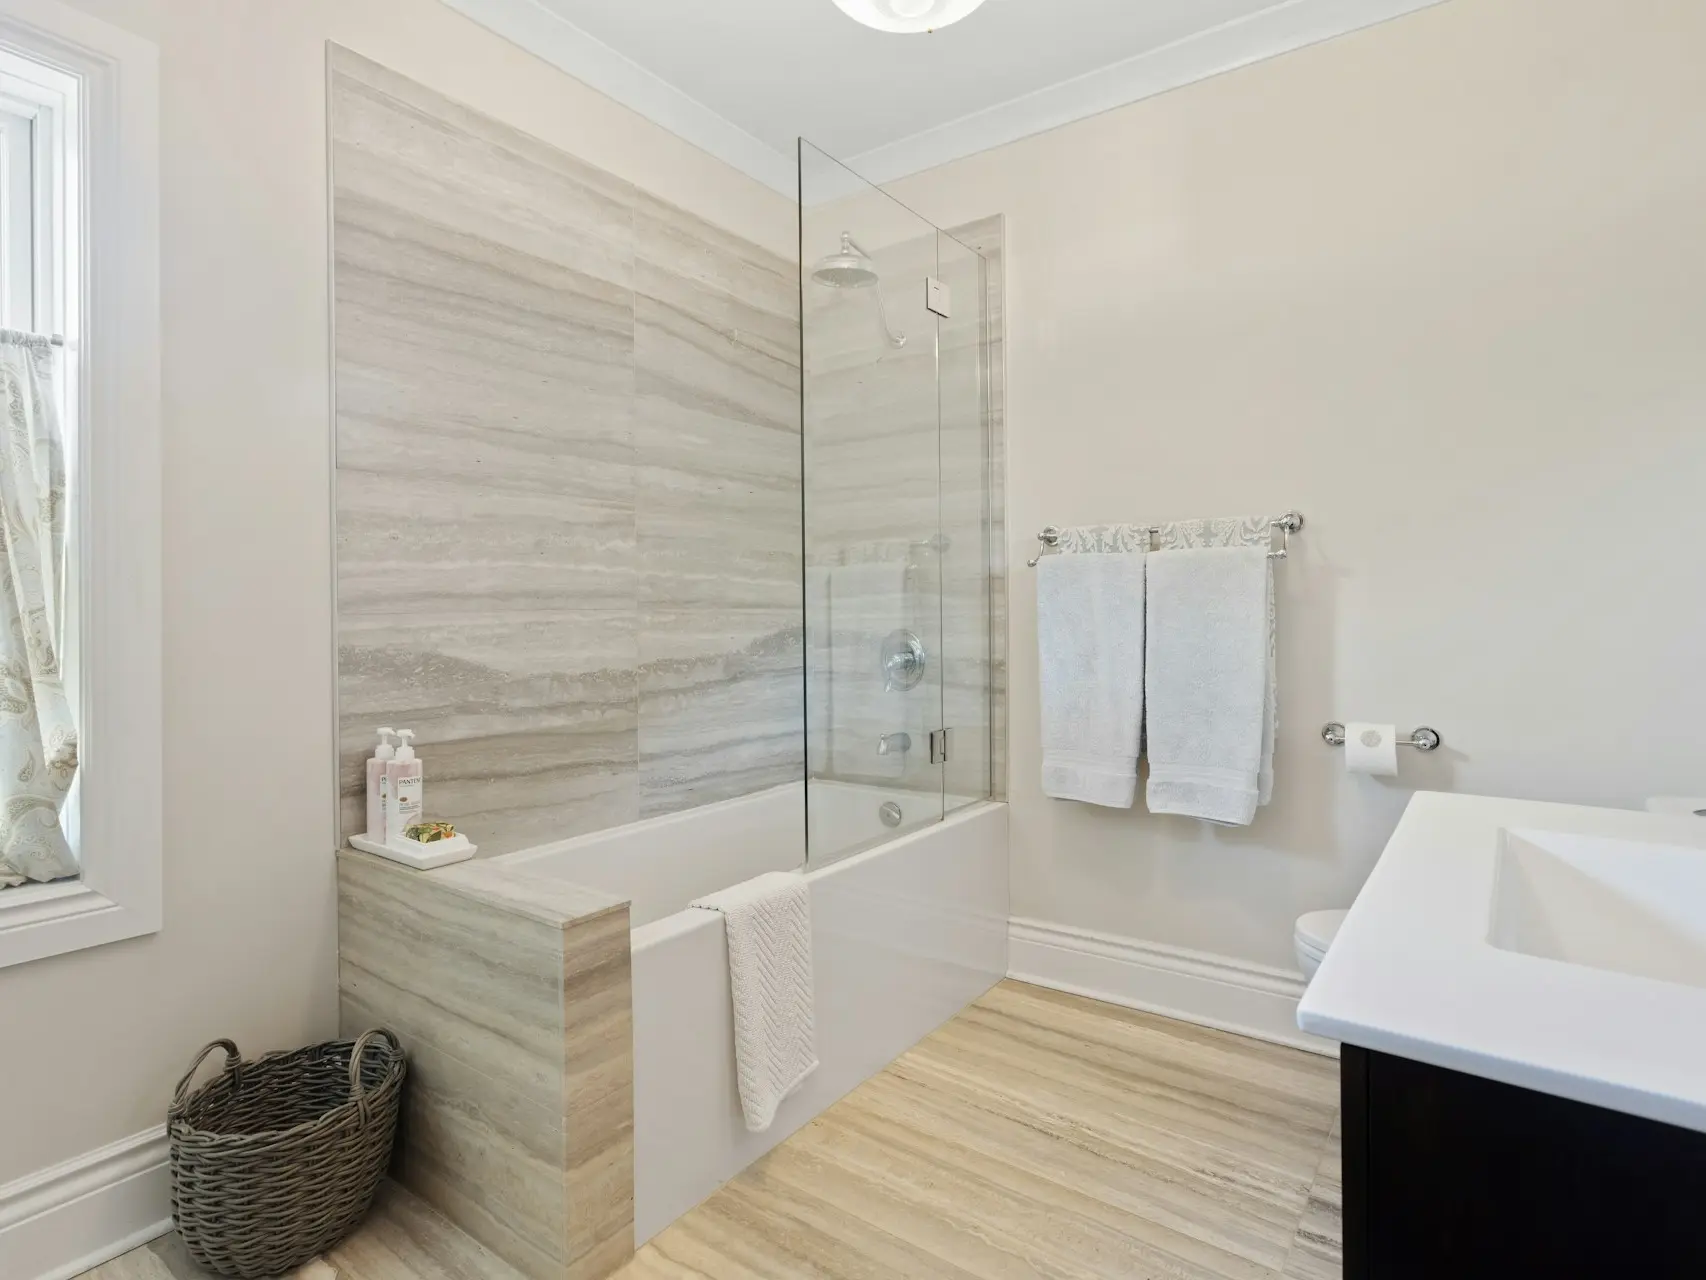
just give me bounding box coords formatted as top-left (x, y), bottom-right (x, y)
top-left (0, 331), bottom-right (77, 887)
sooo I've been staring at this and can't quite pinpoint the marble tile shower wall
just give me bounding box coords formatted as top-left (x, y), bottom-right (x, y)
top-left (331, 48), bottom-right (802, 855)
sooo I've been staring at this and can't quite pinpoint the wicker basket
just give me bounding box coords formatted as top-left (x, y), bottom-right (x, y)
top-left (167, 1029), bottom-right (406, 1278)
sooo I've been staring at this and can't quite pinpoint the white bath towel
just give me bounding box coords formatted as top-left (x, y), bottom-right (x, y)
top-left (1145, 546), bottom-right (1271, 825)
top-left (1036, 551), bottom-right (1147, 807)
top-left (1150, 518), bottom-right (1279, 807)
top-left (691, 871), bottom-right (818, 1133)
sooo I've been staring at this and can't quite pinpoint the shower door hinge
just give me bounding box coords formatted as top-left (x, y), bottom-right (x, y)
top-left (925, 277), bottom-right (952, 319)
top-left (929, 728), bottom-right (952, 765)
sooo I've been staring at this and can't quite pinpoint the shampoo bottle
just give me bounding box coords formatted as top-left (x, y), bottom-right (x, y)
top-left (366, 728), bottom-right (397, 842)
top-left (385, 729), bottom-right (423, 845)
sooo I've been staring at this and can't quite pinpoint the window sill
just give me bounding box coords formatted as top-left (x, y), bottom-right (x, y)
top-left (0, 877), bottom-right (159, 969)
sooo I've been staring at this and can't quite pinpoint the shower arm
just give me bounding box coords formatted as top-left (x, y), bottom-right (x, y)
top-left (871, 284), bottom-right (908, 350)
top-left (842, 235), bottom-right (908, 350)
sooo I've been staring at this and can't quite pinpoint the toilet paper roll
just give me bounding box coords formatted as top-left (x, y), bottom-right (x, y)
top-left (1344, 722), bottom-right (1399, 777)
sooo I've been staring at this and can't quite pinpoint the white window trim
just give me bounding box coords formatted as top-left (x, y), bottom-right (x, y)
top-left (0, 0), bottom-right (159, 970)
top-left (0, 44), bottom-right (75, 336)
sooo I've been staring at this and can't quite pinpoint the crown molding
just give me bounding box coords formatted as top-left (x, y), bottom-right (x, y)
top-left (438, 0), bottom-right (798, 195)
top-left (441, 0), bottom-right (1449, 196)
top-left (847, 0), bottom-right (1448, 183)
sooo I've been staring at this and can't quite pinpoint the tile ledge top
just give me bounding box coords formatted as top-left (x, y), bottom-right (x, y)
top-left (338, 846), bottom-right (629, 928)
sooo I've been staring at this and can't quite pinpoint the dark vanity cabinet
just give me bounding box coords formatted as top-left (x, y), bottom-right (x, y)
top-left (1341, 1044), bottom-right (1706, 1277)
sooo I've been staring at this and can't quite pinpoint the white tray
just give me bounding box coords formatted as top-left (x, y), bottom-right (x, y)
top-left (349, 831), bottom-right (476, 870)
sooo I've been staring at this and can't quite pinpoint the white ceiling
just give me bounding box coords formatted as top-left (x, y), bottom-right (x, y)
top-left (442, 0), bottom-right (1446, 194)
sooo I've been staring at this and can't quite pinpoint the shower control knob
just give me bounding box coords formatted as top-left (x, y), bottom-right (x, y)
top-left (880, 630), bottom-right (928, 692)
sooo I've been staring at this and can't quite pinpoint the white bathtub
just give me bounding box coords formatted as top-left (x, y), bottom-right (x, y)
top-left (502, 780), bottom-right (1010, 1244)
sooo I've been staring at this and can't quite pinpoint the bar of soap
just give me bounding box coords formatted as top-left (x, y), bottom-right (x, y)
top-left (404, 821), bottom-right (457, 844)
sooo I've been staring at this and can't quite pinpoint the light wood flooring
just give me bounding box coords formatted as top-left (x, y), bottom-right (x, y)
top-left (627, 981), bottom-right (1341, 1280)
top-left (75, 1182), bottom-right (528, 1280)
top-left (83, 981), bottom-right (1342, 1280)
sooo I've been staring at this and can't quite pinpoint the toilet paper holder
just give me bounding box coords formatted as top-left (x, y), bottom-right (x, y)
top-left (1322, 723), bottom-right (1442, 752)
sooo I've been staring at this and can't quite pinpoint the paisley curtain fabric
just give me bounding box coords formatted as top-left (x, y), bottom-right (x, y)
top-left (0, 331), bottom-right (77, 887)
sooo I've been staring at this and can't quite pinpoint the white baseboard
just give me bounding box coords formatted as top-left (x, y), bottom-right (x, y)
top-left (1009, 917), bottom-right (1338, 1057)
top-left (0, 1126), bottom-right (172, 1280)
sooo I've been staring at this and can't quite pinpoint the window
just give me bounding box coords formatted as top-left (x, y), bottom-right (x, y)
top-left (0, 42), bottom-right (78, 894)
top-left (0, 0), bottom-right (159, 969)
top-left (0, 45), bottom-right (75, 337)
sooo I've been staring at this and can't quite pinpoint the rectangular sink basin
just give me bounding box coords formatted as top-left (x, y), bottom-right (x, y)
top-left (1490, 829), bottom-right (1706, 991)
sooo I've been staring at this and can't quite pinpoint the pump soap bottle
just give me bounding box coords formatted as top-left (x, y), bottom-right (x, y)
top-left (350, 729), bottom-right (473, 868)
top-left (385, 729), bottom-right (424, 843)
top-left (366, 728), bottom-right (397, 843)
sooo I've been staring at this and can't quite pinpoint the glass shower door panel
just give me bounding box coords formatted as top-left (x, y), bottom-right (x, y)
top-left (936, 230), bottom-right (992, 814)
top-left (801, 140), bottom-right (946, 868)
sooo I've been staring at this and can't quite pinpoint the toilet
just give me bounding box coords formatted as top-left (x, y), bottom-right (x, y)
top-left (1294, 909), bottom-right (1348, 981)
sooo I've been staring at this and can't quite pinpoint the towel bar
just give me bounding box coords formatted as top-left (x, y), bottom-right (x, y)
top-left (1027, 512), bottom-right (1303, 568)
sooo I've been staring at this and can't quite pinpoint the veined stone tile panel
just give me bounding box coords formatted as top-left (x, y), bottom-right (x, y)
top-left (336, 610), bottom-right (638, 855)
top-left (337, 852), bottom-right (567, 1106)
top-left (637, 614), bottom-right (803, 817)
top-left (337, 851), bottom-right (572, 1279)
top-left (562, 907), bottom-right (638, 1279)
top-left (633, 200), bottom-right (803, 819)
top-left (634, 261), bottom-right (798, 427)
top-left (330, 48), bottom-right (636, 271)
top-left (332, 49), bottom-right (805, 851)
top-left (633, 400), bottom-right (799, 614)
top-left (632, 187), bottom-right (794, 310)
top-left (345, 988), bottom-right (569, 1280)
top-left (336, 849), bottom-right (635, 1280)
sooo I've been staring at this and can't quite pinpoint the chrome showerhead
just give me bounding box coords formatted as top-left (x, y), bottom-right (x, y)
top-left (809, 232), bottom-right (907, 348)
top-left (810, 234), bottom-right (881, 289)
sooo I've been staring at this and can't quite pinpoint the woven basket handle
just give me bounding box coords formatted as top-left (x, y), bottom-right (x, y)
top-left (170, 1039), bottom-right (241, 1114)
top-left (347, 1028), bottom-right (400, 1124)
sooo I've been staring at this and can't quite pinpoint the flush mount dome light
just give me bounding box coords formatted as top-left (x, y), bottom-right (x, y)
top-left (831, 0), bottom-right (989, 34)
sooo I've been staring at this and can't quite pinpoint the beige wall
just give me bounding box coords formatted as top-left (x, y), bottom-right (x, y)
top-left (888, 0), bottom-right (1706, 969)
top-left (0, 0), bottom-right (790, 1183)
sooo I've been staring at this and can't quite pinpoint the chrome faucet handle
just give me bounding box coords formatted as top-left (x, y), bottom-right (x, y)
top-left (877, 732), bottom-right (912, 757)
top-left (884, 649), bottom-right (921, 684)
top-left (880, 630), bottom-right (927, 692)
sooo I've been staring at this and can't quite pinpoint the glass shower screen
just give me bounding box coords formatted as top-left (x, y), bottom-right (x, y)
top-left (799, 139), bottom-right (992, 869)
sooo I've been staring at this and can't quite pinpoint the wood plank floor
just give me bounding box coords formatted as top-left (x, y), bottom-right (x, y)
top-left (83, 981), bottom-right (1341, 1280)
top-left (625, 981), bottom-right (1341, 1280)
top-left (77, 1182), bottom-right (528, 1280)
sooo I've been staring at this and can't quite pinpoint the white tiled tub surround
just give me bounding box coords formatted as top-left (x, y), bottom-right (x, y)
top-left (502, 781), bottom-right (1010, 1243)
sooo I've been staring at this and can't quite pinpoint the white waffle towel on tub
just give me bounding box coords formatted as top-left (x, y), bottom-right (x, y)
top-left (690, 871), bottom-right (818, 1132)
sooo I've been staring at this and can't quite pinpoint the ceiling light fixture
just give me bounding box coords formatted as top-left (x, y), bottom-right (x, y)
top-left (830, 0), bottom-right (989, 34)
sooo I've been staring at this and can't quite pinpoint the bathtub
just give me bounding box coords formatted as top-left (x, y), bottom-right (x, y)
top-left (502, 780), bottom-right (1009, 1243)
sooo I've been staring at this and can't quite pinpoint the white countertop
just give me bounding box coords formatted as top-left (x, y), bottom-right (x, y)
top-left (1298, 791), bottom-right (1706, 1134)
